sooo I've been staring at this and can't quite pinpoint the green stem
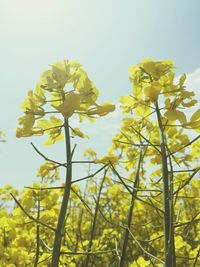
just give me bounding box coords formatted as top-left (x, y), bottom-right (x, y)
top-left (155, 102), bottom-right (176, 267)
top-left (51, 118), bottom-right (72, 266)
top-left (118, 150), bottom-right (142, 267)
top-left (34, 194), bottom-right (40, 267)
top-left (74, 179), bottom-right (90, 253)
top-left (84, 169), bottom-right (107, 267)
top-left (168, 151), bottom-right (176, 267)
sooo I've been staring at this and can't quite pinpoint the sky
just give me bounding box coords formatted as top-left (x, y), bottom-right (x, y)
top-left (0, 0), bottom-right (200, 188)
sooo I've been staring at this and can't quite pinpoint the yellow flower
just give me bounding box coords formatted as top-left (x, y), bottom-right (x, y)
top-left (87, 102), bottom-right (115, 117)
top-left (164, 109), bottom-right (187, 124)
top-left (71, 127), bottom-right (89, 139)
top-left (95, 153), bottom-right (118, 165)
top-left (53, 92), bottom-right (81, 118)
top-left (16, 127), bottom-right (43, 138)
top-left (144, 82), bottom-right (162, 101)
top-left (142, 58), bottom-right (174, 79)
top-left (188, 109), bottom-right (200, 131)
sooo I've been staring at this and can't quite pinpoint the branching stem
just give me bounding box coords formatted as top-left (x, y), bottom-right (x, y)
top-left (51, 118), bottom-right (72, 266)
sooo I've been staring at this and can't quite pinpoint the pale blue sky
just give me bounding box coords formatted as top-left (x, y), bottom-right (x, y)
top-left (0, 0), bottom-right (200, 187)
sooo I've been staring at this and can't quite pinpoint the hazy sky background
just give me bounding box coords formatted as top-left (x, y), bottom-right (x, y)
top-left (0, 0), bottom-right (200, 188)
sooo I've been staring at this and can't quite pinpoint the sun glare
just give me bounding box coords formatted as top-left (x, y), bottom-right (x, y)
top-left (10, 0), bottom-right (62, 18)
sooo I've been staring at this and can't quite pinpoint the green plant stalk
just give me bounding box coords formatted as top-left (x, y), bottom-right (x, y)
top-left (118, 150), bottom-right (142, 267)
top-left (168, 153), bottom-right (176, 267)
top-left (51, 118), bottom-right (72, 266)
top-left (84, 169), bottom-right (107, 267)
top-left (74, 179), bottom-right (90, 253)
top-left (155, 102), bottom-right (176, 267)
top-left (34, 194), bottom-right (40, 267)
top-left (193, 248), bottom-right (200, 267)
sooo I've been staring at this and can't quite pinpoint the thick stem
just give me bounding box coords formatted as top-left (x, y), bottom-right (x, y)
top-left (118, 150), bottom-right (142, 267)
top-left (155, 102), bottom-right (176, 267)
top-left (51, 118), bottom-right (72, 266)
